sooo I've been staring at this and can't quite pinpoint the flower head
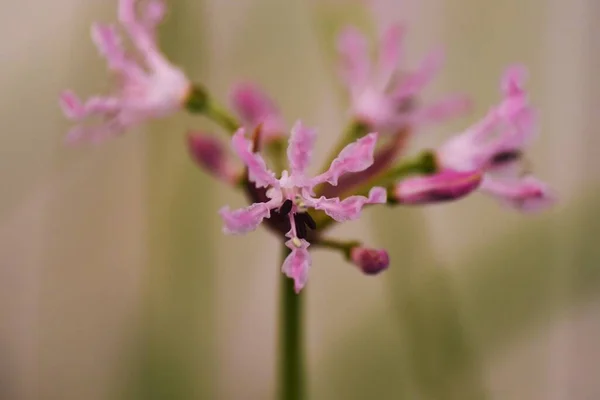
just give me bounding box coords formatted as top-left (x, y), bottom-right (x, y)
top-left (220, 121), bottom-right (387, 291)
top-left (337, 25), bottom-right (469, 133)
top-left (436, 66), bottom-right (553, 211)
top-left (230, 83), bottom-right (286, 143)
top-left (60, 0), bottom-right (191, 143)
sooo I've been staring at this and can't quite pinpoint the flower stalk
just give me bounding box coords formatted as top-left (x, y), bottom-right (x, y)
top-left (279, 245), bottom-right (305, 400)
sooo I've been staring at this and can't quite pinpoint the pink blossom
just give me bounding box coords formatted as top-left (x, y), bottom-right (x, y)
top-left (219, 121), bottom-right (387, 291)
top-left (60, 0), bottom-right (191, 143)
top-left (393, 170), bottom-right (482, 205)
top-left (435, 66), bottom-right (553, 211)
top-left (187, 133), bottom-right (240, 185)
top-left (230, 83), bottom-right (286, 142)
top-left (337, 25), bottom-right (469, 132)
top-left (350, 246), bottom-right (390, 275)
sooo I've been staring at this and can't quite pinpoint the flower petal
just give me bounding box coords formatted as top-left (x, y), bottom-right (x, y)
top-left (337, 27), bottom-right (371, 94)
top-left (480, 175), bottom-right (554, 212)
top-left (287, 121), bottom-right (317, 177)
top-left (393, 170), bottom-right (482, 205)
top-left (219, 202), bottom-right (273, 234)
top-left (392, 48), bottom-right (444, 100)
top-left (376, 24), bottom-right (404, 90)
top-left (231, 128), bottom-right (278, 188)
top-left (311, 187), bottom-right (387, 222)
top-left (230, 83), bottom-right (284, 140)
top-left (282, 239), bottom-right (312, 293)
top-left (313, 133), bottom-right (379, 186)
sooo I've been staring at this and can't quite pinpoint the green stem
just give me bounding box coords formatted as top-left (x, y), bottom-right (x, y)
top-left (204, 100), bottom-right (240, 134)
top-left (279, 246), bottom-right (304, 400)
top-left (185, 84), bottom-right (240, 134)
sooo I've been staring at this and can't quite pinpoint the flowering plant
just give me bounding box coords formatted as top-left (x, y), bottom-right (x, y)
top-left (60, 1), bottom-right (553, 398)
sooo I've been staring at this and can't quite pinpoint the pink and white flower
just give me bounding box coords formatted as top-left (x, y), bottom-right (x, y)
top-left (220, 121), bottom-right (387, 292)
top-left (60, 0), bottom-right (191, 143)
top-left (230, 83), bottom-right (286, 143)
top-left (436, 66), bottom-right (553, 211)
top-left (338, 24), bottom-right (469, 132)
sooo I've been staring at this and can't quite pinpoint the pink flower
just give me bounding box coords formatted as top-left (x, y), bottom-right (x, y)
top-left (435, 66), bottom-right (553, 211)
top-left (220, 121), bottom-right (387, 292)
top-left (230, 83), bottom-right (286, 143)
top-left (350, 246), bottom-right (390, 275)
top-left (59, 0), bottom-right (191, 143)
top-left (187, 133), bottom-right (240, 185)
top-left (337, 25), bottom-right (469, 132)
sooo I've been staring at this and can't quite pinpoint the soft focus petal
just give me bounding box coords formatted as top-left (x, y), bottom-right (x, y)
top-left (91, 23), bottom-right (140, 76)
top-left (313, 133), bottom-right (379, 186)
top-left (480, 175), bottom-right (554, 212)
top-left (188, 133), bottom-right (239, 184)
top-left (230, 83), bottom-right (284, 140)
top-left (312, 187), bottom-right (387, 222)
top-left (501, 64), bottom-right (528, 97)
top-left (59, 91), bottom-right (86, 120)
top-left (231, 128), bottom-right (278, 188)
top-left (287, 121), bottom-right (317, 177)
top-left (376, 24), bottom-right (404, 90)
top-left (282, 239), bottom-right (312, 293)
top-left (392, 48), bottom-right (444, 100)
top-left (338, 27), bottom-right (371, 94)
top-left (393, 170), bottom-right (482, 205)
top-left (350, 246), bottom-right (390, 275)
top-left (411, 94), bottom-right (471, 125)
top-left (219, 203), bottom-right (273, 234)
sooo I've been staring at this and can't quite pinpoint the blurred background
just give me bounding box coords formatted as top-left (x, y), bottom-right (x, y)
top-left (0, 0), bottom-right (598, 399)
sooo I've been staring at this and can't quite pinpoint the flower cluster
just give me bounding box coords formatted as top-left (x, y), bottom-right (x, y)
top-left (61, 0), bottom-right (554, 293)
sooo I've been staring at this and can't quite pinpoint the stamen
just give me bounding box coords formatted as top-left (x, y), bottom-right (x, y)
top-left (294, 214), bottom-right (307, 239)
top-left (280, 199), bottom-right (293, 216)
top-left (303, 213), bottom-right (317, 230)
top-left (291, 237), bottom-right (303, 248)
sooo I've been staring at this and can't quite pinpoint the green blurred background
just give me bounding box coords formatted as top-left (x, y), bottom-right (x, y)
top-left (0, 0), bottom-right (599, 399)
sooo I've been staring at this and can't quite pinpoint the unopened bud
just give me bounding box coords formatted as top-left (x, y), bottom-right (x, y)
top-left (350, 247), bottom-right (390, 275)
top-left (187, 133), bottom-right (239, 185)
top-left (393, 169), bottom-right (481, 205)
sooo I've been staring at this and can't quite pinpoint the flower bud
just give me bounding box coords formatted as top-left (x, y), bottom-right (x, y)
top-left (350, 247), bottom-right (390, 275)
top-left (187, 133), bottom-right (239, 185)
top-left (393, 169), bottom-right (481, 205)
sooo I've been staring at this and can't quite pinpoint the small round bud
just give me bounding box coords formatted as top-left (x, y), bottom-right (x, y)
top-left (350, 247), bottom-right (390, 275)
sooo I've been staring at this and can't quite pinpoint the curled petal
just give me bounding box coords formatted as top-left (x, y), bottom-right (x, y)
top-left (282, 239), bottom-right (312, 293)
top-left (219, 203), bottom-right (273, 234)
top-left (287, 121), bottom-right (317, 177)
top-left (231, 128), bottom-right (278, 188)
top-left (480, 175), bottom-right (554, 212)
top-left (314, 133), bottom-right (379, 186)
top-left (337, 27), bottom-right (371, 94)
top-left (393, 170), bottom-right (482, 205)
top-left (312, 187), bottom-right (387, 222)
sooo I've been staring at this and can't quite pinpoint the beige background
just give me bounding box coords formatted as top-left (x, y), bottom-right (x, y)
top-left (0, 0), bottom-right (598, 399)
